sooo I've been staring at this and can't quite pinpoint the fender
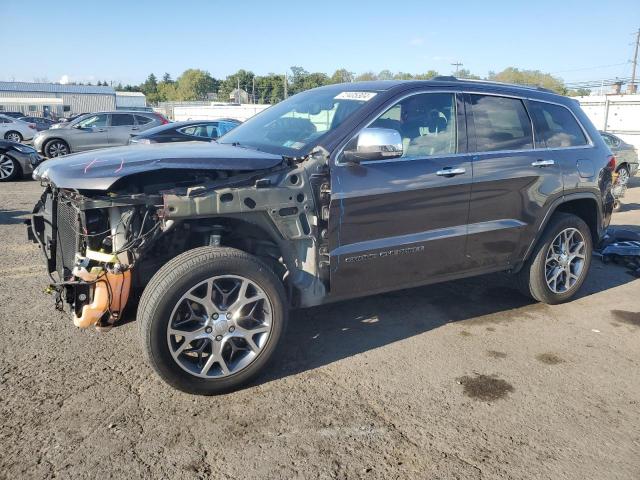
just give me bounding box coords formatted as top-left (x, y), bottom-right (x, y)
top-left (513, 191), bottom-right (603, 273)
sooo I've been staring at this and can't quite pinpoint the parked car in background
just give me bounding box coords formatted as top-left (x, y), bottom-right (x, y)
top-left (19, 116), bottom-right (56, 131)
top-left (600, 131), bottom-right (638, 184)
top-left (0, 140), bottom-right (42, 182)
top-left (129, 119), bottom-right (239, 144)
top-left (0, 112), bottom-right (27, 119)
top-left (0, 114), bottom-right (37, 143)
top-left (33, 111), bottom-right (170, 157)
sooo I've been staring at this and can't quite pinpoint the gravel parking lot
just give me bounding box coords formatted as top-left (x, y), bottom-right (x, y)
top-left (1, 177), bottom-right (639, 480)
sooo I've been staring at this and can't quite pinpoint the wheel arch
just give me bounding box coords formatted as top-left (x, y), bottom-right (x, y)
top-left (519, 193), bottom-right (602, 269)
top-left (43, 137), bottom-right (71, 154)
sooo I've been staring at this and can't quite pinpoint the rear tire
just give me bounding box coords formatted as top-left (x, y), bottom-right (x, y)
top-left (4, 131), bottom-right (22, 143)
top-left (138, 247), bottom-right (287, 395)
top-left (516, 213), bottom-right (592, 304)
top-left (616, 164), bottom-right (630, 185)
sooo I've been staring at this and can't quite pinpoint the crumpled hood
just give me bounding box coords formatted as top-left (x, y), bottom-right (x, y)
top-left (33, 142), bottom-right (284, 190)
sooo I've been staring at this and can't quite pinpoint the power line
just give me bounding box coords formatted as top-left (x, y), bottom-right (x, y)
top-left (549, 61), bottom-right (630, 74)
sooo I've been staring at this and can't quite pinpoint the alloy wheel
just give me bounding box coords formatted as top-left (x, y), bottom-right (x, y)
top-left (0, 154), bottom-right (15, 179)
top-left (617, 167), bottom-right (630, 186)
top-left (47, 142), bottom-right (68, 157)
top-left (544, 228), bottom-right (586, 293)
top-left (167, 275), bottom-right (272, 378)
top-left (5, 132), bottom-right (21, 142)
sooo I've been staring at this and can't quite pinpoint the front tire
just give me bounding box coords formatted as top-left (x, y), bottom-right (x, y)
top-left (44, 139), bottom-right (70, 158)
top-left (0, 153), bottom-right (21, 181)
top-left (4, 131), bottom-right (22, 143)
top-left (516, 213), bottom-right (592, 304)
top-left (138, 247), bottom-right (287, 395)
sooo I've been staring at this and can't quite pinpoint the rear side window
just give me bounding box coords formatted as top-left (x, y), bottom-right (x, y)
top-left (111, 114), bottom-right (135, 126)
top-left (529, 101), bottom-right (587, 148)
top-left (179, 124), bottom-right (217, 138)
top-left (135, 115), bottom-right (153, 125)
top-left (469, 95), bottom-right (533, 152)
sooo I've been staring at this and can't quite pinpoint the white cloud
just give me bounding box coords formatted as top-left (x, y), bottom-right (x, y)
top-left (59, 74), bottom-right (71, 84)
top-left (409, 37), bottom-right (425, 46)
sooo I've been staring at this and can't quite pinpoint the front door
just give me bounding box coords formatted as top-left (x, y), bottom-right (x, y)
top-left (329, 91), bottom-right (472, 298)
top-left (72, 113), bottom-right (110, 151)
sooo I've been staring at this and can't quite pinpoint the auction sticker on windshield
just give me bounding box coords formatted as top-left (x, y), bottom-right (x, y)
top-left (334, 91), bottom-right (377, 101)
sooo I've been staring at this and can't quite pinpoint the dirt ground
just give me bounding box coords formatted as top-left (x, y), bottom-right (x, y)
top-left (1, 175), bottom-right (639, 480)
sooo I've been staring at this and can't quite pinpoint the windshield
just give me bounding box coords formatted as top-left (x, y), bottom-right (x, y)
top-left (218, 87), bottom-right (377, 156)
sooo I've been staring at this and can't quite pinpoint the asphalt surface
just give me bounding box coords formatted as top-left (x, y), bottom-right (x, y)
top-left (1, 176), bottom-right (639, 480)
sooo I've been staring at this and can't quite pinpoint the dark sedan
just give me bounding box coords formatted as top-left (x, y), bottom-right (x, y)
top-left (0, 140), bottom-right (43, 182)
top-left (129, 119), bottom-right (240, 144)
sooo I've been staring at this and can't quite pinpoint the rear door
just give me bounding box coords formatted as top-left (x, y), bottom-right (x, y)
top-left (329, 91), bottom-right (473, 298)
top-left (464, 93), bottom-right (564, 270)
top-left (108, 113), bottom-right (137, 146)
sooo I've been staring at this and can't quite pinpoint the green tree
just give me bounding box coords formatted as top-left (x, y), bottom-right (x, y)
top-left (176, 69), bottom-right (219, 101)
top-left (355, 71), bottom-right (377, 81)
top-left (377, 69), bottom-right (394, 80)
top-left (414, 70), bottom-right (440, 80)
top-left (162, 72), bottom-right (173, 83)
top-left (455, 69), bottom-right (480, 80)
top-left (567, 88), bottom-right (591, 97)
top-left (489, 67), bottom-right (566, 94)
top-left (330, 69), bottom-right (354, 84)
top-left (219, 69), bottom-right (255, 102)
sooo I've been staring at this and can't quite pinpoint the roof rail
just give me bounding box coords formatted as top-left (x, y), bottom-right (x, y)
top-left (431, 75), bottom-right (458, 82)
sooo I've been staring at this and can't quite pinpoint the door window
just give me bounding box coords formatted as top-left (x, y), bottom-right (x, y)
top-left (369, 92), bottom-right (457, 158)
top-left (179, 124), bottom-right (218, 138)
top-left (529, 101), bottom-right (587, 148)
top-left (110, 114), bottom-right (135, 126)
top-left (135, 115), bottom-right (153, 125)
top-left (469, 95), bottom-right (533, 152)
top-left (76, 114), bottom-right (108, 128)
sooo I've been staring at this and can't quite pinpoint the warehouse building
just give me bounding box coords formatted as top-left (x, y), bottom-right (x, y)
top-left (0, 82), bottom-right (146, 119)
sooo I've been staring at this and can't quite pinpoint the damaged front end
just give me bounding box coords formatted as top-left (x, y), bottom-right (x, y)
top-left (28, 186), bottom-right (162, 330)
top-left (28, 145), bottom-right (331, 331)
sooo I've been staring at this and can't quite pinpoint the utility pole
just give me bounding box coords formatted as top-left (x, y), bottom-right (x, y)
top-left (630, 28), bottom-right (640, 94)
top-left (451, 61), bottom-right (463, 76)
top-left (284, 73), bottom-right (288, 99)
top-left (252, 77), bottom-right (255, 104)
top-left (236, 77), bottom-right (240, 103)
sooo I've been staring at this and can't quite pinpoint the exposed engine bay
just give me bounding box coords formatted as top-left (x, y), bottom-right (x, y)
top-left (28, 149), bottom-right (331, 331)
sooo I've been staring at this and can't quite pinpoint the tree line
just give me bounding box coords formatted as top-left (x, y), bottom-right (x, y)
top-left (107, 66), bottom-right (591, 104)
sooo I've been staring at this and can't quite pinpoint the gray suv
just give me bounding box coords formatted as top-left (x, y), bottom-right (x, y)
top-left (33, 111), bottom-right (169, 158)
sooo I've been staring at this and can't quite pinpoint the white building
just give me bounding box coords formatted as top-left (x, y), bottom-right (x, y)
top-left (115, 91), bottom-right (147, 110)
top-left (575, 94), bottom-right (640, 151)
top-left (172, 103), bottom-right (270, 122)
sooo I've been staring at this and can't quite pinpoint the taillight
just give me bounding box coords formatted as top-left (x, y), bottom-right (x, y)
top-left (154, 113), bottom-right (169, 125)
top-left (28, 123), bottom-right (37, 129)
top-left (606, 155), bottom-right (617, 172)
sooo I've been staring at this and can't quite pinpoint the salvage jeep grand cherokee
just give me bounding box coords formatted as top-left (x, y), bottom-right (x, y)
top-left (28, 78), bottom-right (615, 394)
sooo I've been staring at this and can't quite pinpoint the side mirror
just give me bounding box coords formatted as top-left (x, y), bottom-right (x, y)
top-left (342, 127), bottom-right (403, 163)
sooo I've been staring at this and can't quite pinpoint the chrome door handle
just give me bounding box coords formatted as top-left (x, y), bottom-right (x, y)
top-left (436, 167), bottom-right (466, 176)
top-left (531, 159), bottom-right (555, 167)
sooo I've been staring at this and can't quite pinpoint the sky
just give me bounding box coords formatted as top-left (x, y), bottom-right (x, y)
top-left (1, 0), bottom-right (639, 87)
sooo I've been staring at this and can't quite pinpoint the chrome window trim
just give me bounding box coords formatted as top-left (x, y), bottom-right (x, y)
top-left (522, 96), bottom-right (593, 148)
top-left (335, 89), bottom-right (594, 168)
